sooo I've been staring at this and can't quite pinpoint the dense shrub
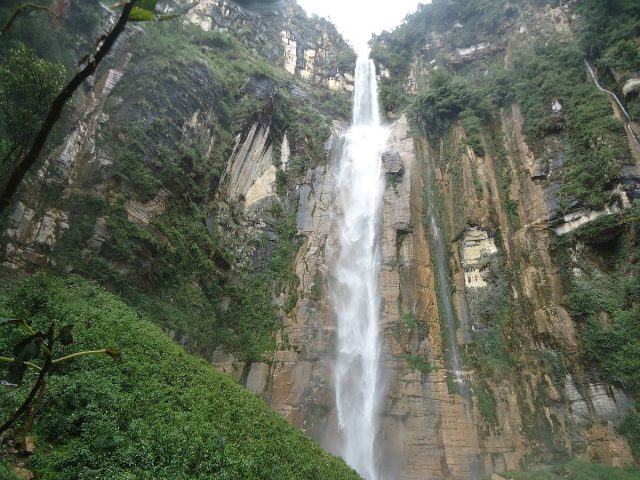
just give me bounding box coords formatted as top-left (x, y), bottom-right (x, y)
top-left (510, 39), bottom-right (630, 209)
top-left (0, 274), bottom-right (359, 480)
top-left (504, 460), bottom-right (640, 480)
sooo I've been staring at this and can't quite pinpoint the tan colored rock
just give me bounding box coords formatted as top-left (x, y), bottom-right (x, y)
top-left (13, 467), bottom-right (34, 480)
top-left (126, 189), bottom-right (169, 226)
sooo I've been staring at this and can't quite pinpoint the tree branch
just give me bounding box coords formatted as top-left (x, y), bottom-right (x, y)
top-left (0, 356), bottom-right (42, 372)
top-left (0, 326), bottom-right (54, 436)
top-left (0, 3), bottom-right (59, 38)
top-left (52, 349), bottom-right (118, 365)
top-left (0, 1), bottom-right (137, 216)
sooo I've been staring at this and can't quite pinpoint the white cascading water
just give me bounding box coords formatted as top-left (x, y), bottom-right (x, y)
top-left (331, 53), bottom-right (389, 480)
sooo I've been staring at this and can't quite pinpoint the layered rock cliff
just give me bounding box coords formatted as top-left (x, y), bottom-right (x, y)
top-left (0, 0), bottom-right (354, 361)
top-left (364, 0), bottom-right (640, 477)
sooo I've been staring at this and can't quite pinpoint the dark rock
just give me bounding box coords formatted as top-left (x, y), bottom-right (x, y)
top-left (246, 75), bottom-right (278, 100)
top-left (287, 83), bottom-right (308, 100)
top-left (530, 158), bottom-right (549, 180)
top-left (382, 151), bottom-right (404, 175)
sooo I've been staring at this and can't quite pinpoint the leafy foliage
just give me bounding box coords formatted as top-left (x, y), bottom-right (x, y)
top-left (0, 274), bottom-right (360, 480)
top-left (0, 45), bottom-right (65, 185)
top-left (17, 17), bottom-right (343, 362)
top-left (410, 71), bottom-right (490, 156)
top-left (509, 39), bottom-right (630, 209)
top-left (620, 407), bottom-right (640, 460)
top-left (578, 0), bottom-right (640, 80)
top-left (0, 459), bottom-right (19, 480)
top-left (473, 380), bottom-right (498, 427)
top-left (0, 1), bottom-right (102, 70)
top-left (551, 206), bottom-right (640, 455)
top-left (504, 460), bottom-right (640, 480)
top-left (573, 213), bottom-right (623, 244)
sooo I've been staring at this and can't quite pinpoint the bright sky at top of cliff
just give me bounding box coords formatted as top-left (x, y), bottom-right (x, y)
top-left (296, 0), bottom-right (426, 53)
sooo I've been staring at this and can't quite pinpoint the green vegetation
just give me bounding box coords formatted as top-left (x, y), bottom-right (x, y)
top-left (620, 407), bottom-right (640, 459)
top-left (410, 71), bottom-right (490, 157)
top-left (573, 213), bottom-right (624, 244)
top-left (0, 316), bottom-right (118, 439)
top-left (0, 1), bottom-right (102, 71)
top-left (0, 274), bottom-right (359, 480)
top-left (402, 353), bottom-right (431, 373)
top-left (502, 460), bottom-right (640, 480)
top-left (0, 13), bottom-right (348, 363)
top-left (578, 0), bottom-right (640, 119)
top-left (473, 380), bottom-right (498, 427)
top-left (0, 459), bottom-right (18, 479)
top-left (509, 39), bottom-right (630, 209)
top-left (0, 45), bottom-right (65, 190)
top-left (465, 255), bottom-right (513, 378)
top-left (540, 349), bottom-right (566, 388)
top-left (550, 207), bottom-right (640, 454)
top-left (371, 0), bottom-right (518, 114)
top-left (373, 0), bottom-right (633, 210)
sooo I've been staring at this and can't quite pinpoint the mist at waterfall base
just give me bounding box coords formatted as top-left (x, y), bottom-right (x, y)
top-left (329, 55), bottom-right (390, 479)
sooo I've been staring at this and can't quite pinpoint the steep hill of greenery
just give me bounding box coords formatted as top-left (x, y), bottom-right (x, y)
top-left (0, 274), bottom-right (360, 480)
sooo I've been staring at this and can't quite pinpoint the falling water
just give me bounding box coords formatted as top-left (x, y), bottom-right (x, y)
top-left (331, 53), bottom-right (389, 480)
top-left (429, 215), bottom-right (472, 414)
top-left (585, 60), bottom-right (640, 151)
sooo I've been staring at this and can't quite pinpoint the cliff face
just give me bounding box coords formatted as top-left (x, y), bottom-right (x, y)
top-left (0, 0), bottom-right (354, 360)
top-left (362, 0), bottom-right (640, 477)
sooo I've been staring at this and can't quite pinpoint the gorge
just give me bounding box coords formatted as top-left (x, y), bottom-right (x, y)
top-left (1, 1), bottom-right (640, 479)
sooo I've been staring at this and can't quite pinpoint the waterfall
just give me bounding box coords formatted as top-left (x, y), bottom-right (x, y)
top-left (585, 60), bottom-right (640, 151)
top-left (330, 53), bottom-right (389, 480)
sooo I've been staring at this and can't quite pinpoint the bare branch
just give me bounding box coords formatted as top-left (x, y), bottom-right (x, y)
top-left (0, 3), bottom-right (60, 38)
top-left (0, 356), bottom-right (42, 372)
top-left (52, 349), bottom-right (120, 365)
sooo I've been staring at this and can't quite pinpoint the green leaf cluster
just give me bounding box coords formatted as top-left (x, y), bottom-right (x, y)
top-left (504, 460), bottom-right (640, 480)
top-left (410, 71), bottom-right (490, 156)
top-left (0, 45), bottom-right (65, 185)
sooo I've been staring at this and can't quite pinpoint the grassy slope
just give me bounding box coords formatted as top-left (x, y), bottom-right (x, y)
top-left (504, 460), bottom-right (640, 480)
top-left (0, 274), bottom-right (359, 480)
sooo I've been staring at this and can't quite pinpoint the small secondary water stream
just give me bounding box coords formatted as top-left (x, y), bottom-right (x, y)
top-left (585, 60), bottom-right (640, 152)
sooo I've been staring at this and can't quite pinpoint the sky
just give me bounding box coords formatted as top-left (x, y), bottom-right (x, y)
top-left (296, 0), bottom-right (426, 53)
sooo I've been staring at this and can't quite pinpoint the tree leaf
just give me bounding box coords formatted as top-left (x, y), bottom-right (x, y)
top-left (12, 332), bottom-right (46, 360)
top-left (4, 332), bottom-right (46, 386)
top-left (129, 6), bottom-right (155, 21)
top-left (58, 324), bottom-right (75, 346)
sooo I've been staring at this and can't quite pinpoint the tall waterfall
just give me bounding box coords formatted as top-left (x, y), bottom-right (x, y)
top-left (331, 54), bottom-right (389, 480)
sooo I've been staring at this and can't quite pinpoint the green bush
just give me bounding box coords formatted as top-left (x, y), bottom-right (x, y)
top-left (0, 460), bottom-right (18, 479)
top-left (578, 0), bottom-right (640, 88)
top-left (620, 408), bottom-right (640, 460)
top-left (573, 214), bottom-right (623, 244)
top-left (0, 274), bottom-right (359, 480)
top-left (473, 380), bottom-right (498, 426)
top-left (503, 460), bottom-right (640, 480)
